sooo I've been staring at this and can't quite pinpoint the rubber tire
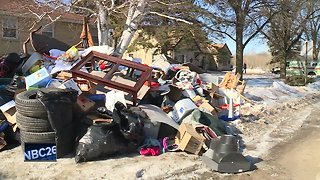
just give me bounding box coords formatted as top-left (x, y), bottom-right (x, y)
top-left (15, 90), bottom-right (47, 118)
top-left (20, 130), bottom-right (55, 143)
top-left (16, 113), bottom-right (52, 132)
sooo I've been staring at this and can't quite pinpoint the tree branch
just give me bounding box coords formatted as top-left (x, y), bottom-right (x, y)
top-left (151, 0), bottom-right (186, 6)
top-left (148, 11), bottom-right (193, 24)
top-left (244, 15), bottom-right (273, 47)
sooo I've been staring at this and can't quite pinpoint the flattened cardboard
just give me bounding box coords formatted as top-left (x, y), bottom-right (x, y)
top-left (76, 94), bottom-right (95, 113)
top-left (175, 123), bottom-right (205, 155)
top-left (0, 100), bottom-right (18, 131)
top-left (74, 79), bottom-right (97, 94)
top-left (199, 102), bottom-right (216, 115)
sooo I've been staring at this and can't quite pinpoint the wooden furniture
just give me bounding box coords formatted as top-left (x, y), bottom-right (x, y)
top-left (71, 51), bottom-right (152, 105)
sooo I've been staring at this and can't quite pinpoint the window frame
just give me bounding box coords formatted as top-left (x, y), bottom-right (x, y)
top-left (2, 16), bottom-right (18, 39)
top-left (41, 23), bottom-right (54, 38)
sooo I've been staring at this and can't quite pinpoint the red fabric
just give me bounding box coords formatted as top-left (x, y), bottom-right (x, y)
top-left (140, 147), bottom-right (161, 156)
top-left (196, 78), bottom-right (202, 85)
top-left (100, 63), bottom-right (106, 70)
top-left (219, 104), bottom-right (240, 109)
top-left (43, 53), bottom-right (58, 60)
top-left (144, 81), bottom-right (160, 88)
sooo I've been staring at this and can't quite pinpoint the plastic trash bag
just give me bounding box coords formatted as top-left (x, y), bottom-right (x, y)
top-left (112, 102), bottom-right (145, 144)
top-left (75, 123), bottom-right (135, 163)
top-left (37, 88), bottom-right (78, 158)
top-left (75, 102), bottom-right (145, 163)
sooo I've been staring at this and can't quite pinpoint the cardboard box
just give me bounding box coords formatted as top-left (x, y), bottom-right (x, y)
top-left (25, 67), bottom-right (51, 90)
top-left (175, 123), bottom-right (205, 155)
top-left (76, 94), bottom-right (95, 113)
top-left (0, 100), bottom-right (18, 132)
top-left (199, 102), bottom-right (217, 115)
top-left (74, 79), bottom-right (97, 94)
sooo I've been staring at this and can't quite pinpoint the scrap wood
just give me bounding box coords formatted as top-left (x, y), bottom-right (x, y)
top-left (239, 93), bottom-right (254, 104)
top-left (237, 80), bottom-right (247, 95)
top-left (219, 72), bottom-right (241, 89)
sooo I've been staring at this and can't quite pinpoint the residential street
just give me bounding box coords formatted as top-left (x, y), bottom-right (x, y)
top-left (223, 100), bottom-right (320, 180)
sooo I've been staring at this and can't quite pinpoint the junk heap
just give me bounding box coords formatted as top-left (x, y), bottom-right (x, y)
top-left (0, 27), bottom-right (252, 173)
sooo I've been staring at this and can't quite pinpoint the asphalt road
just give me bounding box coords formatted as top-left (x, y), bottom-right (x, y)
top-left (236, 101), bottom-right (320, 180)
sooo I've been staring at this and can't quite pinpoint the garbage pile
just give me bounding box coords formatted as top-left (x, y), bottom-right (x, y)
top-left (0, 29), bottom-right (252, 173)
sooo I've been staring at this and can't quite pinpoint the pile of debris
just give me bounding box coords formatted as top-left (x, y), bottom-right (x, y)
top-left (0, 28), bottom-right (252, 173)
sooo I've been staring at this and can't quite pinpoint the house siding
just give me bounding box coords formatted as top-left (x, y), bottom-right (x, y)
top-left (0, 14), bottom-right (82, 55)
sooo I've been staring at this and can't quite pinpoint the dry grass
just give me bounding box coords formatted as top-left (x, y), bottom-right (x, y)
top-left (231, 52), bottom-right (273, 70)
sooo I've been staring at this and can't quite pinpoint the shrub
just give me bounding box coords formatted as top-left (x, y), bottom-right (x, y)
top-left (285, 75), bottom-right (315, 86)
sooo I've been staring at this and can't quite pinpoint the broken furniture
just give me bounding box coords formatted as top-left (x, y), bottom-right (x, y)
top-left (70, 51), bottom-right (153, 105)
top-left (219, 72), bottom-right (240, 89)
top-left (201, 135), bottom-right (251, 173)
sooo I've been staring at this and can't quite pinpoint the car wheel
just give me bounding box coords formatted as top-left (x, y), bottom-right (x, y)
top-left (15, 90), bottom-right (47, 118)
top-left (16, 113), bottom-right (52, 132)
top-left (20, 130), bottom-right (55, 143)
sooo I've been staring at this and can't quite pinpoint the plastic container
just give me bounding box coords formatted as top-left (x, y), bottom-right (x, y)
top-left (22, 52), bottom-right (43, 75)
top-left (170, 98), bottom-right (197, 123)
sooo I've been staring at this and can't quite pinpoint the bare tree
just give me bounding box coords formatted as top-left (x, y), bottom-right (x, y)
top-left (304, 1), bottom-right (320, 60)
top-left (262, 0), bottom-right (319, 78)
top-left (35, 0), bottom-right (195, 58)
top-left (197, 0), bottom-right (274, 78)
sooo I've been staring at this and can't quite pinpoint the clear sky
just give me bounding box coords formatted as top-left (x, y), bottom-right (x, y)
top-left (225, 37), bottom-right (269, 55)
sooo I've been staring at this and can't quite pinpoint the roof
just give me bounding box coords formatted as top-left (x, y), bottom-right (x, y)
top-left (0, 0), bottom-right (83, 23)
top-left (211, 43), bottom-right (232, 56)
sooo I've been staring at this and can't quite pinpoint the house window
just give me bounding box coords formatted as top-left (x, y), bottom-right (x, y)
top-left (2, 16), bottom-right (17, 39)
top-left (42, 24), bottom-right (54, 38)
top-left (91, 27), bottom-right (99, 45)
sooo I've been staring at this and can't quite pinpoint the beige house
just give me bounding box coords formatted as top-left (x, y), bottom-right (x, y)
top-left (0, 0), bottom-right (96, 55)
top-left (210, 44), bottom-right (233, 71)
top-left (123, 31), bottom-right (232, 71)
top-left (171, 38), bottom-right (233, 71)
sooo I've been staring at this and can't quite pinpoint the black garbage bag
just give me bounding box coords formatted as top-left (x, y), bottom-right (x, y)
top-left (112, 102), bottom-right (145, 145)
top-left (74, 102), bottom-right (146, 163)
top-left (75, 123), bottom-right (135, 163)
top-left (36, 88), bottom-right (78, 158)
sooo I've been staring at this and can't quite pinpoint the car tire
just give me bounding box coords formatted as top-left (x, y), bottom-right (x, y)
top-left (20, 130), bottom-right (55, 143)
top-left (16, 113), bottom-right (52, 132)
top-left (15, 90), bottom-right (47, 118)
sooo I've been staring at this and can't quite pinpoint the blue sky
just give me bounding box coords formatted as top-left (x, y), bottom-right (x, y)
top-left (225, 37), bottom-right (269, 55)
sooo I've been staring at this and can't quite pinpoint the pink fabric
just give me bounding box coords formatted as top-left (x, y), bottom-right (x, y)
top-left (140, 147), bottom-right (161, 156)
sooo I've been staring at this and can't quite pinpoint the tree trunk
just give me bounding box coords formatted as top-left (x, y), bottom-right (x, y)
top-left (235, 13), bottom-right (244, 79)
top-left (97, 6), bottom-right (110, 46)
top-left (114, 0), bottom-right (146, 57)
top-left (280, 52), bottom-right (287, 78)
top-left (312, 33), bottom-right (319, 60)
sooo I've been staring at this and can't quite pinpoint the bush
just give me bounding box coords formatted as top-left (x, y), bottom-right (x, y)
top-left (285, 75), bottom-right (315, 86)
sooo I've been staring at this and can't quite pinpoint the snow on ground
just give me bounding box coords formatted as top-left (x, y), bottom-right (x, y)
top-left (201, 71), bottom-right (320, 158)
